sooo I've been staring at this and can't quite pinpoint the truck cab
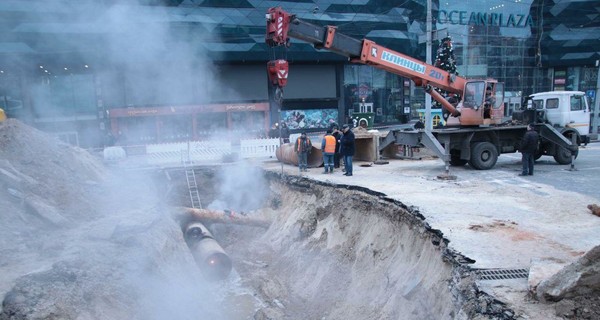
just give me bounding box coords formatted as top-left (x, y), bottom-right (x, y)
top-left (525, 91), bottom-right (591, 144)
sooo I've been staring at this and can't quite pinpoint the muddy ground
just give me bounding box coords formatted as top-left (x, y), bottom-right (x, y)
top-left (0, 119), bottom-right (598, 319)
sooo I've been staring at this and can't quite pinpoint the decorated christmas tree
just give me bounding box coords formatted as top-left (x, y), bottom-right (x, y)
top-left (434, 36), bottom-right (458, 75)
top-left (432, 36), bottom-right (460, 122)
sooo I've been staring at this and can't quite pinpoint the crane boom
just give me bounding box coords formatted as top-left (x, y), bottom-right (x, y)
top-left (265, 7), bottom-right (505, 126)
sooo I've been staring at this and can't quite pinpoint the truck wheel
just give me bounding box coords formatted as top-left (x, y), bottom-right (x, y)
top-left (553, 146), bottom-right (576, 164)
top-left (470, 142), bottom-right (498, 170)
top-left (553, 132), bottom-right (579, 165)
top-left (450, 155), bottom-right (467, 166)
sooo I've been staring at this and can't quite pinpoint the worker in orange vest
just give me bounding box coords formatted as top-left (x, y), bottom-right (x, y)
top-left (321, 129), bottom-right (336, 174)
top-left (294, 131), bottom-right (312, 172)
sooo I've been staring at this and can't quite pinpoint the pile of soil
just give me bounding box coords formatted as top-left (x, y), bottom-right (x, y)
top-left (0, 119), bottom-right (215, 319)
top-left (0, 119), bottom-right (110, 292)
top-left (0, 119), bottom-right (106, 224)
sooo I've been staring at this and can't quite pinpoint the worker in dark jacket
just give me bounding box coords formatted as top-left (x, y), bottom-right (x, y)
top-left (331, 124), bottom-right (342, 169)
top-left (280, 122), bottom-right (290, 143)
top-left (269, 122), bottom-right (280, 139)
top-left (519, 123), bottom-right (539, 176)
top-left (340, 124), bottom-right (355, 176)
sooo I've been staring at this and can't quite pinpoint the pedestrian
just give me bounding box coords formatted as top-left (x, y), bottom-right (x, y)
top-left (280, 122), bottom-right (290, 143)
top-left (340, 124), bottom-right (355, 176)
top-left (294, 131), bottom-right (312, 172)
top-left (519, 123), bottom-right (539, 176)
top-left (269, 122), bottom-right (280, 139)
top-left (331, 124), bottom-right (342, 169)
top-left (321, 129), bottom-right (336, 174)
top-left (116, 130), bottom-right (128, 146)
top-left (104, 131), bottom-right (115, 147)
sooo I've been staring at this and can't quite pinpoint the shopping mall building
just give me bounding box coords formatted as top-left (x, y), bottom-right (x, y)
top-left (0, 0), bottom-right (598, 147)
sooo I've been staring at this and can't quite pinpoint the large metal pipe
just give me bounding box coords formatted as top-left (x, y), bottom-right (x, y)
top-left (178, 207), bottom-right (271, 228)
top-left (275, 143), bottom-right (323, 167)
top-left (184, 222), bottom-right (232, 280)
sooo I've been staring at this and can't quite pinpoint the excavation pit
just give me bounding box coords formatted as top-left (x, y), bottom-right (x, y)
top-left (162, 166), bottom-right (511, 319)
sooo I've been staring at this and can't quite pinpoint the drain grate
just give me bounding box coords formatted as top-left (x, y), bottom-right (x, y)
top-left (475, 268), bottom-right (529, 280)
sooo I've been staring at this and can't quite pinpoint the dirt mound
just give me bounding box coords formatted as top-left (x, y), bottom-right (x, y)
top-left (0, 119), bottom-right (218, 319)
top-left (0, 119), bottom-right (106, 224)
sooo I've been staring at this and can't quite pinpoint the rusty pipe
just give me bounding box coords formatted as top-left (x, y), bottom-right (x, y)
top-left (184, 222), bottom-right (232, 280)
top-left (177, 207), bottom-right (271, 228)
top-left (275, 143), bottom-right (323, 167)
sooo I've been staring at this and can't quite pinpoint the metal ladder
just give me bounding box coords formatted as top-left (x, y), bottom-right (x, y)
top-left (184, 164), bottom-right (202, 209)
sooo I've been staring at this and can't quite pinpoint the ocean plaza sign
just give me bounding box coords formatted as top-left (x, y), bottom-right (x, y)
top-left (438, 10), bottom-right (534, 28)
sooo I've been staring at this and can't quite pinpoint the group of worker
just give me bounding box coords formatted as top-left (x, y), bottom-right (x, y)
top-left (293, 123), bottom-right (355, 176)
top-left (289, 117), bottom-right (538, 178)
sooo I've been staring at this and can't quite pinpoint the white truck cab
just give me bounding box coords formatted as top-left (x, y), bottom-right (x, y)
top-left (526, 91), bottom-right (591, 144)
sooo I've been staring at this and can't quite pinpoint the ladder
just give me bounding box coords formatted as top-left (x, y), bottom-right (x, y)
top-left (184, 164), bottom-right (202, 209)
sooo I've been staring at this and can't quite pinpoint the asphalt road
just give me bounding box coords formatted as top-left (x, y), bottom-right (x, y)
top-left (468, 142), bottom-right (600, 199)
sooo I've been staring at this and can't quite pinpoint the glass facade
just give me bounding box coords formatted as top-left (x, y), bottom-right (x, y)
top-left (436, 0), bottom-right (537, 100)
top-left (343, 65), bottom-right (413, 125)
top-left (0, 0), bottom-right (597, 146)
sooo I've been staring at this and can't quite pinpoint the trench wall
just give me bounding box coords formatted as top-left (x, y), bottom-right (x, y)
top-left (256, 173), bottom-right (462, 319)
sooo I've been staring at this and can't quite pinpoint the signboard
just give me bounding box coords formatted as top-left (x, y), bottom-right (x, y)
top-left (586, 90), bottom-right (595, 99)
top-left (281, 109), bottom-right (338, 129)
top-left (437, 11), bottom-right (534, 28)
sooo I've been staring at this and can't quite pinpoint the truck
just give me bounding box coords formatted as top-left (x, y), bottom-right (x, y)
top-left (514, 91), bottom-right (593, 164)
top-left (265, 7), bottom-right (580, 170)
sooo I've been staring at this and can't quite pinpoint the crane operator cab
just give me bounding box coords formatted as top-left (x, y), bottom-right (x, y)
top-left (457, 80), bottom-right (505, 126)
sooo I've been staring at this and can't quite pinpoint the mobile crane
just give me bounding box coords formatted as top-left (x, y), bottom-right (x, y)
top-left (265, 7), bottom-right (577, 170)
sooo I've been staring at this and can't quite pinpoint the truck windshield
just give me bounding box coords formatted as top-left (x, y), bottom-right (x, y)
top-left (570, 95), bottom-right (585, 111)
top-left (463, 81), bottom-right (485, 109)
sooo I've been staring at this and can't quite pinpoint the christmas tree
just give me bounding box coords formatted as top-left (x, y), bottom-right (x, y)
top-left (434, 36), bottom-right (458, 75)
top-left (432, 36), bottom-right (460, 123)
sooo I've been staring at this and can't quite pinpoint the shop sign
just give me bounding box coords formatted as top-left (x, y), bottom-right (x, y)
top-left (226, 104), bottom-right (257, 111)
top-left (438, 10), bottom-right (534, 28)
top-left (127, 109), bottom-right (158, 116)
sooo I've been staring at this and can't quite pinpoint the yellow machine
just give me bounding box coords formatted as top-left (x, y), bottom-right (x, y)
top-left (0, 108), bottom-right (6, 122)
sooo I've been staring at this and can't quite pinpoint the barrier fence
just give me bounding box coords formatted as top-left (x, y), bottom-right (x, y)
top-left (104, 138), bottom-right (281, 165)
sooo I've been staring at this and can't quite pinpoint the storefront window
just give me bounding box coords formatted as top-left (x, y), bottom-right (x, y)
top-left (343, 65), bottom-right (407, 126)
top-left (32, 73), bottom-right (95, 117)
top-left (197, 113), bottom-right (227, 137)
top-left (120, 117), bottom-right (157, 144)
top-left (161, 115), bottom-right (191, 142)
top-left (230, 111), bottom-right (266, 136)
